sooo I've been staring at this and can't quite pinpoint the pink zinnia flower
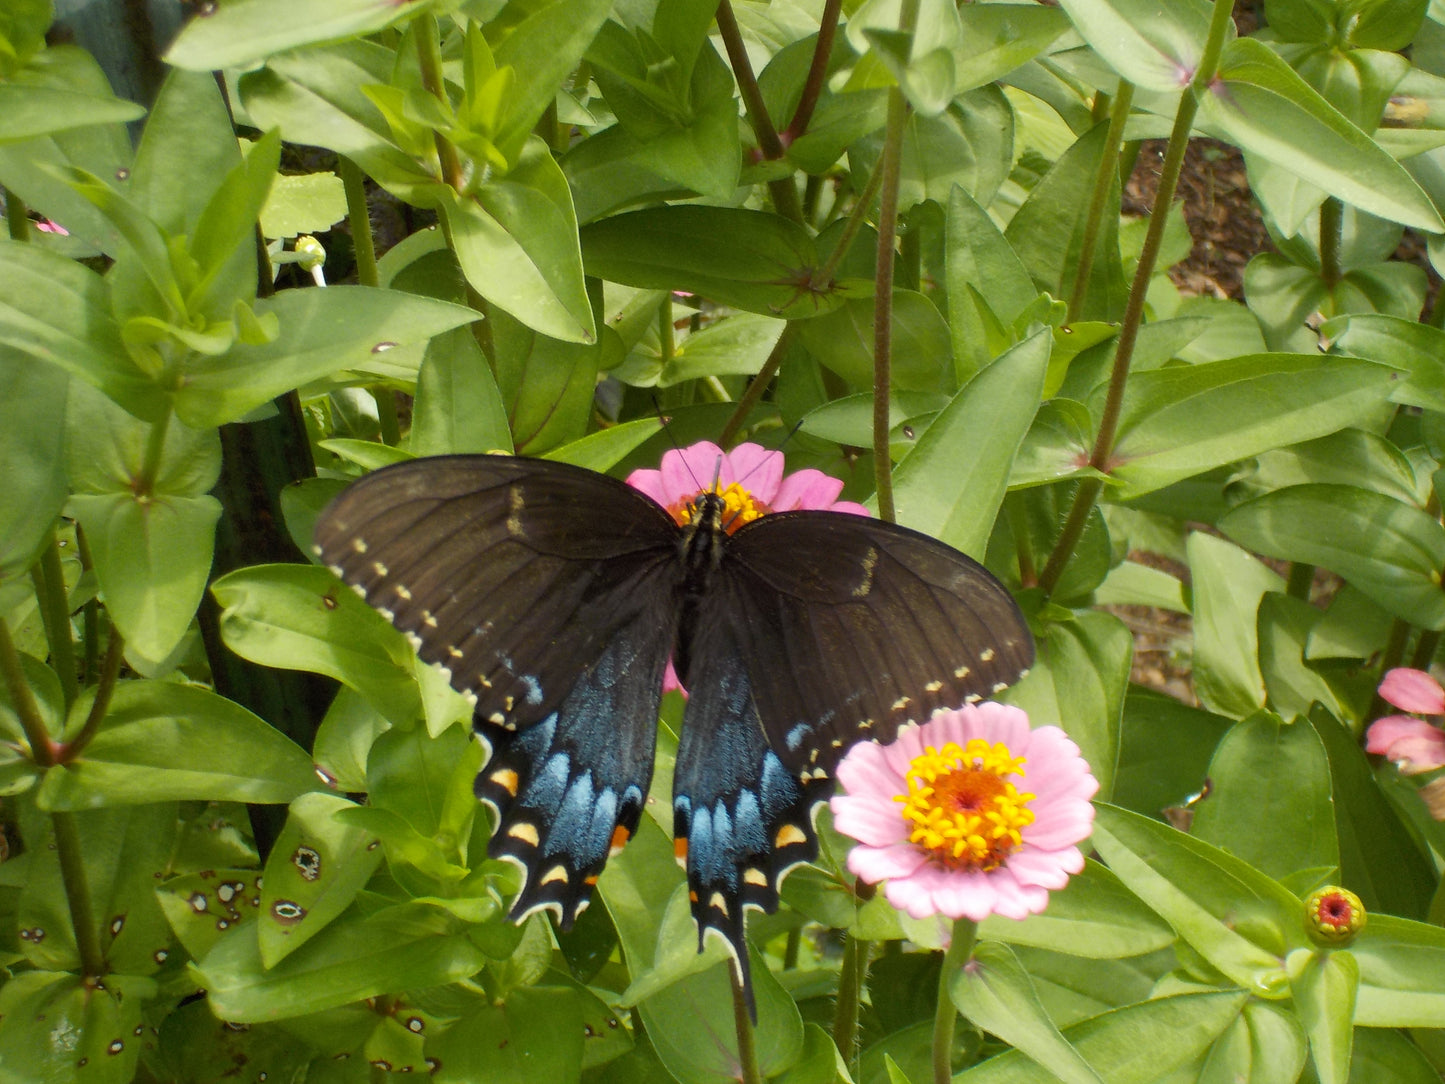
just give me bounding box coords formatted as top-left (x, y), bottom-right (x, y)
top-left (1366, 667), bottom-right (1445, 775)
top-left (34, 218), bottom-right (68, 235)
top-left (627, 441), bottom-right (867, 693)
top-left (626, 440), bottom-right (868, 525)
top-left (829, 703), bottom-right (1097, 922)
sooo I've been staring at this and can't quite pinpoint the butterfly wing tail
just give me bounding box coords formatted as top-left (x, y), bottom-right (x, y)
top-left (476, 613), bottom-right (672, 929)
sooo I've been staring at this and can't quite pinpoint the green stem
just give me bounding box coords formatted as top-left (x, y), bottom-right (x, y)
top-left (76, 526), bottom-right (99, 683)
top-left (816, 153), bottom-right (887, 286)
top-left (0, 617), bottom-right (57, 767)
top-left (873, 70), bottom-right (914, 523)
top-left (37, 532), bottom-right (79, 710)
top-left (138, 407), bottom-right (173, 498)
top-left (63, 629), bottom-right (125, 760)
top-left (340, 157), bottom-right (379, 288)
top-left (52, 810), bottom-right (106, 977)
top-left (659, 293), bottom-right (676, 364)
top-left (933, 919), bottom-right (978, 1084)
top-left (1410, 629), bottom-right (1441, 671)
top-left (719, 324), bottom-right (798, 446)
top-left (785, 0), bottom-right (842, 140)
top-left (730, 966), bottom-right (763, 1084)
top-left (1068, 81), bottom-right (1135, 322)
top-left (715, 0), bottom-right (804, 223)
top-left (1319, 197), bottom-right (1343, 291)
top-left (784, 926), bottom-right (802, 969)
top-left (1369, 619), bottom-right (1413, 723)
top-left (1038, 0), bottom-right (1234, 599)
top-left (4, 186), bottom-right (29, 241)
top-left (415, 15), bottom-right (465, 191)
top-left (832, 935), bottom-right (868, 1066)
top-left (1286, 562), bottom-right (1315, 601)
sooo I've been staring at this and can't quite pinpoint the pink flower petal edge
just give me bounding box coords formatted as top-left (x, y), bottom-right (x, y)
top-left (1366, 715), bottom-right (1445, 775)
top-left (829, 703), bottom-right (1097, 924)
top-left (1378, 668), bottom-right (1445, 715)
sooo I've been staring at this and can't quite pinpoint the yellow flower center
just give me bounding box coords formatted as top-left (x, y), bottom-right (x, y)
top-left (672, 482), bottom-right (767, 533)
top-left (897, 739), bottom-right (1035, 870)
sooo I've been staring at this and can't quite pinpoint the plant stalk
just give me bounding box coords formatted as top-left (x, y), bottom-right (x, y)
top-left (730, 966), bottom-right (763, 1084)
top-left (715, 0), bottom-right (804, 223)
top-left (36, 532), bottom-right (79, 709)
top-left (51, 810), bottom-right (106, 977)
top-left (872, 81), bottom-right (911, 523)
top-left (1319, 197), bottom-right (1343, 290)
top-left (932, 918), bottom-right (978, 1084)
top-left (415, 16), bottom-right (466, 191)
top-left (0, 617), bottom-right (57, 767)
top-left (1038, 0), bottom-right (1234, 598)
top-left (720, 323), bottom-right (798, 446)
top-left (785, 0), bottom-right (843, 140)
top-left (832, 934), bottom-right (868, 1066)
top-left (4, 186), bottom-right (29, 240)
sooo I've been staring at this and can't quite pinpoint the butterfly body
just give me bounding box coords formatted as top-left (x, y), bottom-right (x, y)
top-left (315, 453), bottom-right (1033, 1007)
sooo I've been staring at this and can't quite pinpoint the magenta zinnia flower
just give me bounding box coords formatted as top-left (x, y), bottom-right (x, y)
top-left (1366, 667), bottom-right (1445, 775)
top-left (627, 441), bottom-right (867, 694)
top-left (830, 703), bottom-right (1097, 922)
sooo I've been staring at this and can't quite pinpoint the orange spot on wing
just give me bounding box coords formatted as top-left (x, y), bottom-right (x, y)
top-left (774, 824), bottom-right (807, 849)
top-left (610, 826), bottom-right (631, 855)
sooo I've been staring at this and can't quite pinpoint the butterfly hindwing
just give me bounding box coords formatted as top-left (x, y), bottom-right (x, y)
top-left (718, 510), bottom-right (1033, 780)
top-left (479, 600), bottom-right (676, 926)
top-left (672, 595), bottom-right (832, 1003)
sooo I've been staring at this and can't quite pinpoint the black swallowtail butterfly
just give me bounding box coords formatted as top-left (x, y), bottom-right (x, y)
top-left (314, 453), bottom-right (1033, 1007)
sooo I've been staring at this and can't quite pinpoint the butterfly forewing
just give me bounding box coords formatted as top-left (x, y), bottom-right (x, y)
top-left (315, 456), bottom-right (681, 730)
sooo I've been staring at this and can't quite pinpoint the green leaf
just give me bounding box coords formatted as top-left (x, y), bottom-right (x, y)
top-left (1322, 312), bottom-right (1445, 413)
top-left (1113, 689), bottom-right (1234, 821)
top-left (956, 989), bottom-right (1248, 1083)
top-left (1190, 711), bottom-right (1338, 882)
top-left (1256, 592), bottom-right (1352, 724)
top-left (979, 860), bottom-right (1175, 959)
top-left (1346, 1027), bottom-right (1442, 1083)
top-left (156, 867), bottom-right (266, 962)
top-left (259, 170), bottom-right (347, 239)
top-left (946, 184), bottom-right (1037, 379)
top-left (1288, 948), bottom-right (1357, 1084)
top-left (185, 126), bottom-right (280, 317)
top-left (1201, 38), bottom-right (1443, 231)
top-left (797, 291), bottom-right (952, 393)
top-left (211, 563), bottom-right (422, 725)
top-left (1197, 1000), bottom-right (1307, 1084)
top-left (1352, 914), bottom-right (1445, 1026)
top-left (581, 205), bottom-right (842, 321)
top-left (849, 0), bottom-right (963, 116)
top-left (258, 792), bottom-right (383, 968)
top-left (428, 985), bottom-right (586, 1083)
top-left (0, 81), bottom-right (144, 143)
top-left (1055, 0), bottom-right (1216, 92)
top-left (952, 941), bottom-right (1105, 1084)
top-left (1219, 484), bottom-right (1445, 630)
top-left (67, 492), bottom-right (220, 668)
top-left (196, 902), bottom-right (486, 1023)
top-left (621, 312), bottom-right (786, 389)
top-left (0, 238), bottom-right (159, 419)
top-left (129, 68), bottom-right (240, 237)
top-left (433, 140), bottom-right (594, 344)
top-left (0, 352), bottom-right (66, 579)
top-left (1006, 123), bottom-right (1127, 322)
top-left (1187, 532), bottom-right (1283, 718)
top-left (490, 304), bottom-right (604, 454)
top-left (1107, 354), bottom-right (1397, 499)
top-left (410, 327), bottom-right (512, 457)
top-left (490, 0), bottom-right (613, 139)
top-left (887, 328), bottom-right (1049, 558)
top-left (0, 971), bottom-right (145, 1082)
top-left (1090, 804), bottom-right (1301, 996)
top-left (165, 0), bottom-right (419, 70)
top-left (36, 680), bottom-right (315, 809)
top-left (175, 285), bottom-right (478, 428)
top-left (1007, 610), bottom-right (1129, 801)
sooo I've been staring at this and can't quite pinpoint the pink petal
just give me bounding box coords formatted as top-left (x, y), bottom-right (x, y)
top-left (835, 740), bottom-right (903, 796)
top-left (1366, 716), bottom-right (1445, 774)
top-left (662, 442), bottom-right (724, 503)
top-left (1378, 668), bottom-right (1445, 714)
top-left (772, 468), bottom-right (844, 511)
top-left (661, 656), bottom-right (687, 697)
top-left (625, 468), bottom-right (669, 508)
top-left (720, 443), bottom-right (783, 501)
top-left (848, 842), bottom-right (928, 882)
top-left (830, 794), bottom-right (908, 847)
